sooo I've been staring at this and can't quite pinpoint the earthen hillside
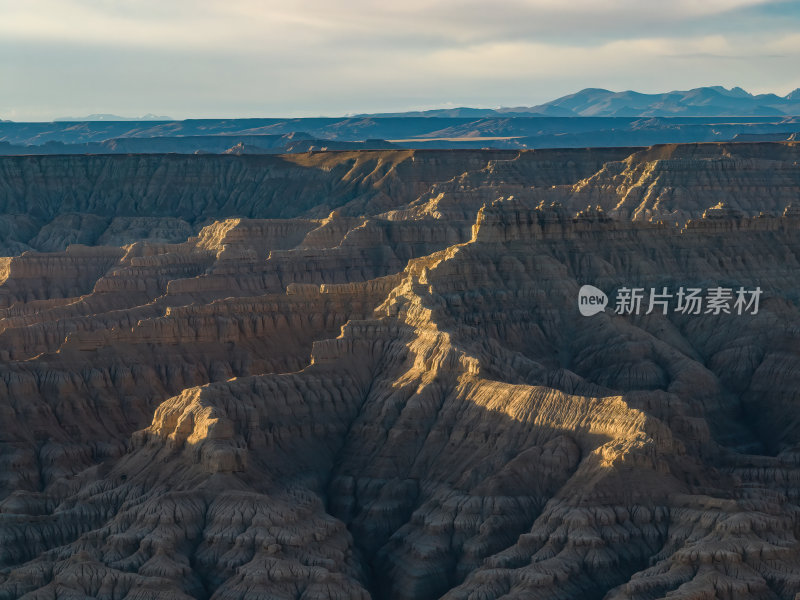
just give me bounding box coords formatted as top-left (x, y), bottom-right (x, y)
top-left (1, 143), bottom-right (800, 599)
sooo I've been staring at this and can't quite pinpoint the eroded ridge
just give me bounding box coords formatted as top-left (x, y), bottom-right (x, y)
top-left (1, 145), bottom-right (800, 600)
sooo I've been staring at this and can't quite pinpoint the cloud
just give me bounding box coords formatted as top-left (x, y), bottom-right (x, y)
top-left (764, 32), bottom-right (800, 53)
top-left (0, 0), bottom-right (787, 49)
top-left (0, 0), bottom-right (796, 120)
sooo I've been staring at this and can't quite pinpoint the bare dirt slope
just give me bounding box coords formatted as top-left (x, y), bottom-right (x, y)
top-left (1, 144), bottom-right (800, 599)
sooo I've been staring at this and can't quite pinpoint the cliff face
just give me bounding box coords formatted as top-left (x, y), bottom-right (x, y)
top-left (2, 144), bottom-right (800, 600)
top-left (0, 144), bottom-right (797, 255)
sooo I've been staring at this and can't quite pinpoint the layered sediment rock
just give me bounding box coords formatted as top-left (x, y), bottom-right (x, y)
top-left (1, 144), bottom-right (797, 254)
top-left (2, 144), bottom-right (800, 599)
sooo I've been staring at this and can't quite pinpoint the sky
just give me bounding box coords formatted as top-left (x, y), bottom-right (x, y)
top-left (2, 0), bottom-right (800, 121)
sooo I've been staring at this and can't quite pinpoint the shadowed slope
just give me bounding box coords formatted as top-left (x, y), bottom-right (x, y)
top-left (1, 146), bottom-right (800, 599)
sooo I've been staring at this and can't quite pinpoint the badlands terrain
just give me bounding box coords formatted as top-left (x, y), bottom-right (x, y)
top-left (1, 143), bottom-right (800, 599)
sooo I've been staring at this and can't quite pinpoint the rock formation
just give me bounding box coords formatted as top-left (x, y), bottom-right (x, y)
top-left (1, 143), bottom-right (800, 599)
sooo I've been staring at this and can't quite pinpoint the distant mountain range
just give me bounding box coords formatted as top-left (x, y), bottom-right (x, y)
top-left (2, 87), bottom-right (800, 153)
top-left (20, 87), bottom-right (800, 125)
top-left (361, 87), bottom-right (800, 118)
top-left (531, 86), bottom-right (800, 117)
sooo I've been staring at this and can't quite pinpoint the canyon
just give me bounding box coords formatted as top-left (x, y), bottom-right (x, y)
top-left (0, 143), bottom-right (800, 599)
